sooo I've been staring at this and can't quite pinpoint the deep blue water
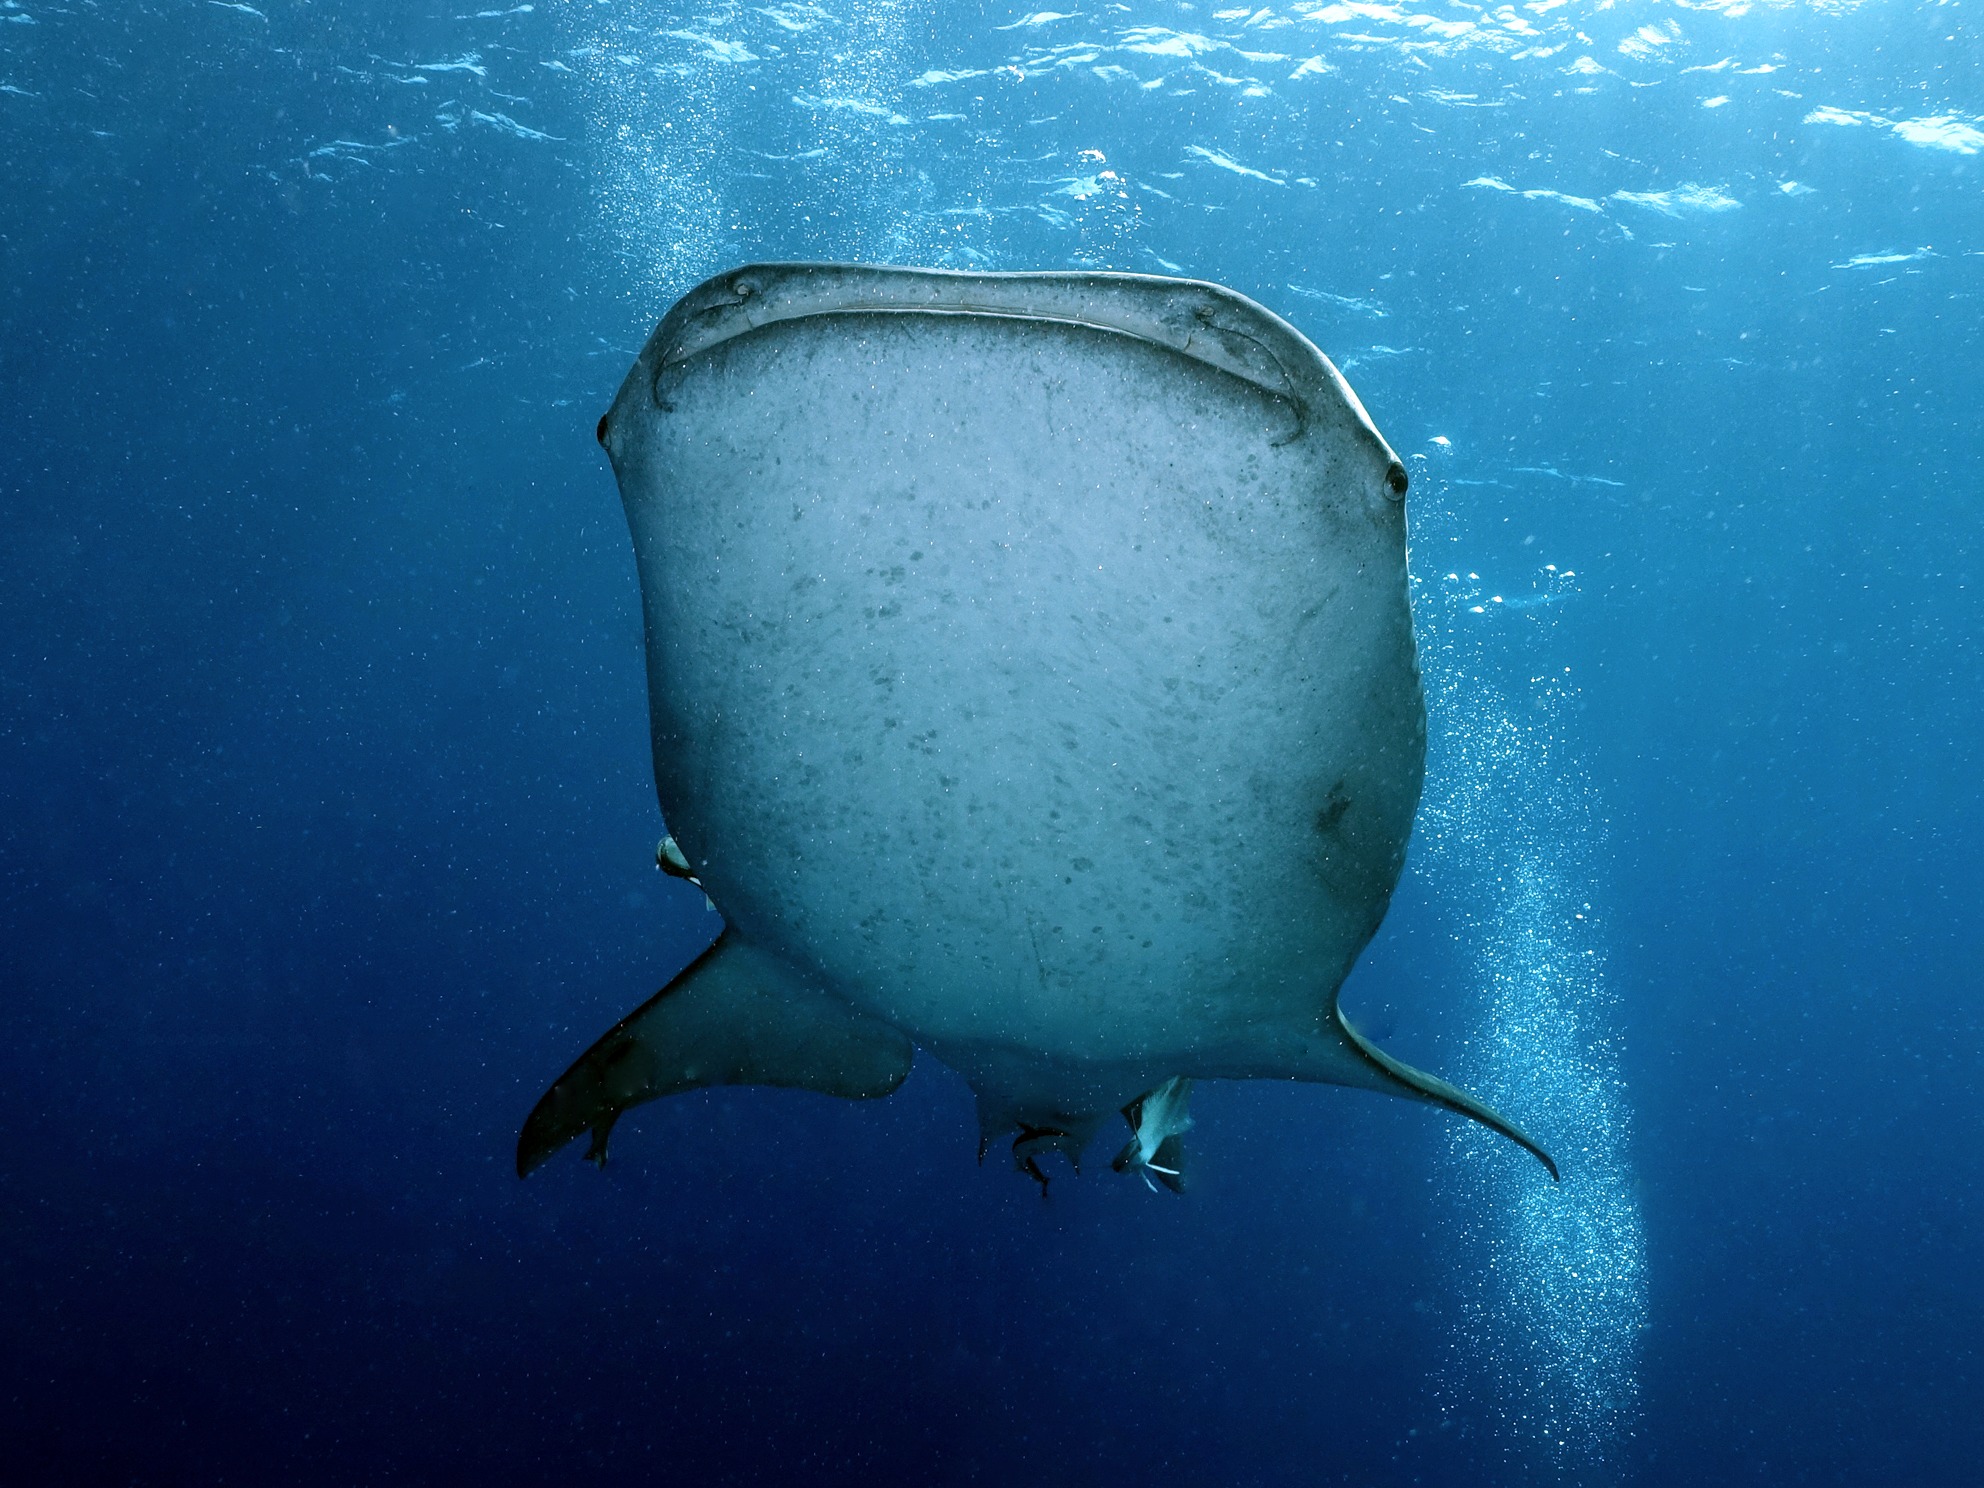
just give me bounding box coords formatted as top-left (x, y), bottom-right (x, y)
top-left (2, 0), bottom-right (1979, 1482)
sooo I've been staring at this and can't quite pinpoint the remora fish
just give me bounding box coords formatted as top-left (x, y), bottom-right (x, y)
top-left (519, 264), bottom-right (1558, 1191)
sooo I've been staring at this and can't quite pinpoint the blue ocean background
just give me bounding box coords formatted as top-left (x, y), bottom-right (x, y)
top-left (2, 0), bottom-right (1978, 1481)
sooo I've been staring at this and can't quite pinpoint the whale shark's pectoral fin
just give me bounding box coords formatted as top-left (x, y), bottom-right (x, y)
top-left (1331, 1008), bottom-right (1561, 1181)
top-left (516, 931), bottom-right (913, 1177)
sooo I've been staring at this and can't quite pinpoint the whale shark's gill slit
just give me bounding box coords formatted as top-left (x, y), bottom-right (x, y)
top-left (1411, 458), bottom-right (1647, 1479)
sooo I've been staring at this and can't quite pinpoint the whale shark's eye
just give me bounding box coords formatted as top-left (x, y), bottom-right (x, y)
top-left (1386, 461), bottom-right (1409, 498)
top-left (596, 413), bottom-right (610, 446)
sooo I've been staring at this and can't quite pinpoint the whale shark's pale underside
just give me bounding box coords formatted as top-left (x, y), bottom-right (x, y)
top-left (518, 264), bottom-right (1557, 1190)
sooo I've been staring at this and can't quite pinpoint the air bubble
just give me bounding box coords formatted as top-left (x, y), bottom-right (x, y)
top-left (1414, 481), bottom-right (1645, 1480)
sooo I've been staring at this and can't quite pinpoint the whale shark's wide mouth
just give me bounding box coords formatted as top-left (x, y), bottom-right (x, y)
top-left (612, 261), bottom-right (1403, 483)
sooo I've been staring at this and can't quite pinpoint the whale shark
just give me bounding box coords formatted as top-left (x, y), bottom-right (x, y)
top-left (518, 263), bottom-right (1558, 1190)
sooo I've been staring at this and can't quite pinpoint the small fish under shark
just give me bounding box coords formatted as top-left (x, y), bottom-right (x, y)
top-left (518, 263), bottom-right (1558, 1193)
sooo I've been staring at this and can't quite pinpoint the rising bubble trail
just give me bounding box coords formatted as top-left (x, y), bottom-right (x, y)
top-left (1417, 493), bottom-right (1648, 1484)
